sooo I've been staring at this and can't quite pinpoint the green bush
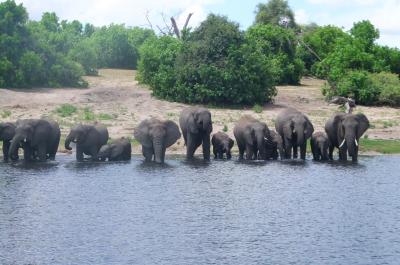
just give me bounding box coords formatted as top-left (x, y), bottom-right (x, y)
top-left (371, 72), bottom-right (400, 106)
top-left (246, 24), bottom-right (304, 85)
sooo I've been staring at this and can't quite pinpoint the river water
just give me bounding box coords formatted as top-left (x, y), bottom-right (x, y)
top-left (1, 155), bottom-right (400, 265)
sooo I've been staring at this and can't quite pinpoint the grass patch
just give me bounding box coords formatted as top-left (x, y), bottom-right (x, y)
top-left (82, 107), bottom-right (96, 121)
top-left (252, 104), bottom-right (263, 113)
top-left (55, 104), bottom-right (77, 117)
top-left (223, 125), bottom-right (228, 132)
top-left (1, 110), bottom-right (11, 118)
top-left (98, 113), bottom-right (114, 120)
top-left (359, 139), bottom-right (400, 154)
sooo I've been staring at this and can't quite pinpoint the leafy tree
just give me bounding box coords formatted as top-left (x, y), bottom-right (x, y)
top-left (255, 0), bottom-right (296, 29)
top-left (246, 24), bottom-right (304, 84)
top-left (350, 20), bottom-right (379, 52)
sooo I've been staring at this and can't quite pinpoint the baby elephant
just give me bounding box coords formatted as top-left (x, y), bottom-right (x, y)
top-left (98, 138), bottom-right (131, 161)
top-left (265, 130), bottom-right (284, 160)
top-left (311, 132), bottom-right (331, 161)
top-left (211, 132), bottom-right (234, 159)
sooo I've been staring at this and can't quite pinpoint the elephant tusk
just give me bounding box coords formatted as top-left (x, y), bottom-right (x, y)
top-left (264, 137), bottom-right (269, 141)
top-left (339, 139), bottom-right (346, 148)
top-left (24, 138), bottom-right (27, 143)
top-left (355, 139), bottom-right (358, 147)
top-left (292, 129), bottom-right (296, 134)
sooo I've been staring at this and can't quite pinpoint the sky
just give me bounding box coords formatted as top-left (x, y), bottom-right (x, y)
top-left (9, 0), bottom-right (400, 48)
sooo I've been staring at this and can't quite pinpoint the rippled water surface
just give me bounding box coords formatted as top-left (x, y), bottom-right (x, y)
top-left (1, 155), bottom-right (400, 265)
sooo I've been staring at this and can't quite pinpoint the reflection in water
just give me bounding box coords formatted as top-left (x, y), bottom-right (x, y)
top-left (0, 155), bottom-right (399, 265)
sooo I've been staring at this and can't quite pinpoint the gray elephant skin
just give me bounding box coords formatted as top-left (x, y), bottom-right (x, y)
top-left (179, 107), bottom-right (213, 160)
top-left (310, 131), bottom-right (330, 161)
top-left (265, 130), bottom-right (284, 160)
top-left (325, 113), bottom-right (369, 162)
top-left (211, 132), bottom-right (234, 159)
top-left (65, 124), bottom-right (109, 161)
top-left (275, 108), bottom-right (314, 159)
top-left (0, 122), bottom-right (18, 162)
top-left (134, 118), bottom-right (181, 163)
top-left (98, 138), bottom-right (132, 161)
top-left (234, 115), bottom-right (270, 160)
top-left (9, 119), bottom-right (60, 162)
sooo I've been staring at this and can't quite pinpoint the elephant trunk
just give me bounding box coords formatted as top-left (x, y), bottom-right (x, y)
top-left (295, 124), bottom-right (305, 147)
top-left (346, 134), bottom-right (357, 157)
top-left (9, 134), bottom-right (24, 160)
top-left (153, 137), bottom-right (165, 164)
top-left (65, 134), bottom-right (74, 150)
top-left (277, 143), bottom-right (284, 160)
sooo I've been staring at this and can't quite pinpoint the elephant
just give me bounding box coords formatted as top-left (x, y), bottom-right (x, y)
top-left (275, 108), bottom-right (314, 159)
top-left (179, 107), bottom-right (213, 160)
top-left (0, 122), bottom-right (18, 162)
top-left (310, 131), bottom-right (330, 161)
top-left (134, 118), bottom-right (181, 163)
top-left (325, 113), bottom-right (369, 162)
top-left (65, 124), bottom-right (109, 161)
top-left (98, 138), bottom-right (131, 161)
top-left (234, 115), bottom-right (270, 160)
top-left (9, 119), bottom-right (60, 162)
top-left (211, 132), bottom-right (234, 159)
top-left (265, 130), bottom-right (284, 160)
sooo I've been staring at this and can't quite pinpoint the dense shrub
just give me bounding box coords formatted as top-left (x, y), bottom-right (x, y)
top-left (137, 14), bottom-right (277, 105)
top-left (246, 24), bottom-right (304, 84)
top-left (322, 71), bottom-right (400, 106)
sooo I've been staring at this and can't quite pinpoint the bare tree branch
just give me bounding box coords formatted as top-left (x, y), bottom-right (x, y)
top-left (145, 11), bottom-right (154, 31)
top-left (183, 13), bottom-right (193, 31)
top-left (170, 17), bottom-right (180, 39)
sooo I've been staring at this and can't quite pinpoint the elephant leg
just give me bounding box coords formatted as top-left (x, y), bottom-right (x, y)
top-left (76, 145), bottom-right (84, 162)
top-left (37, 145), bottom-right (47, 162)
top-left (90, 146), bottom-right (99, 161)
top-left (23, 146), bottom-right (33, 162)
top-left (3, 141), bottom-right (10, 162)
top-left (352, 149), bottom-right (358, 162)
top-left (300, 142), bottom-right (306, 160)
top-left (283, 138), bottom-right (292, 159)
top-left (213, 146), bottom-right (218, 159)
top-left (202, 133), bottom-right (211, 161)
top-left (186, 133), bottom-right (197, 159)
top-left (142, 146), bottom-right (153, 162)
top-left (329, 146), bottom-right (334, 160)
top-left (238, 143), bottom-right (245, 160)
top-left (226, 151), bottom-right (232, 160)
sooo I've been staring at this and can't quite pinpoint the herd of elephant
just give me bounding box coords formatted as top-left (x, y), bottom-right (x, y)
top-left (0, 106), bottom-right (369, 164)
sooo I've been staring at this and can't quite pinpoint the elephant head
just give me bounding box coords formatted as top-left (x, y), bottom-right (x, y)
top-left (65, 125), bottom-right (87, 150)
top-left (246, 122), bottom-right (269, 160)
top-left (134, 118), bottom-right (181, 163)
top-left (9, 120), bottom-right (36, 160)
top-left (188, 108), bottom-right (213, 134)
top-left (269, 131), bottom-right (284, 160)
top-left (0, 122), bottom-right (16, 141)
top-left (335, 113), bottom-right (369, 160)
top-left (284, 114), bottom-right (314, 146)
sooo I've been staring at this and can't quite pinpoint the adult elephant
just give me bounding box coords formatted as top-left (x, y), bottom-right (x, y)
top-left (275, 108), bottom-right (314, 159)
top-left (234, 115), bottom-right (270, 160)
top-left (179, 107), bottom-right (213, 160)
top-left (0, 122), bottom-right (18, 162)
top-left (9, 119), bottom-right (60, 162)
top-left (65, 124), bottom-right (109, 161)
top-left (325, 113), bottom-right (369, 162)
top-left (134, 118), bottom-right (181, 163)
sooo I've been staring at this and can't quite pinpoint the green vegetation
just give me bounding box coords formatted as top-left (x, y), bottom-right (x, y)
top-left (359, 139), bottom-right (400, 154)
top-left (55, 104), bottom-right (77, 117)
top-left (97, 113), bottom-right (114, 120)
top-left (1, 110), bottom-right (11, 118)
top-left (223, 125), bottom-right (228, 132)
top-left (252, 104), bottom-right (263, 113)
top-left (82, 107), bottom-right (96, 121)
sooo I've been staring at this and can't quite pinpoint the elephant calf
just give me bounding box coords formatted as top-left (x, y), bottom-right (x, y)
top-left (134, 118), bottom-right (181, 163)
top-left (211, 132), bottom-right (234, 159)
top-left (65, 124), bottom-right (109, 161)
top-left (265, 130), bottom-right (284, 160)
top-left (179, 107), bottom-right (213, 160)
top-left (234, 115), bottom-right (270, 160)
top-left (310, 132), bottom-right (330, 161)
top-left (98, 138), bottom-right (131, 161)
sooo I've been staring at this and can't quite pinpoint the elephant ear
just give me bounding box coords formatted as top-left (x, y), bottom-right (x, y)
top-left (332, 113), bottom-right (345, 138)
top-left (228, 138), bottom-right (234, 149)
top-left (165, 120), bottom-right (181, 148)
top-left (304, 117), bottom-right (314, 139)
top-left (356, 113), bottom-right (370, 139)
top-left (134, 120), bottom-right (153, 148)
top-left (188, 112), bottom-right (199, 134)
